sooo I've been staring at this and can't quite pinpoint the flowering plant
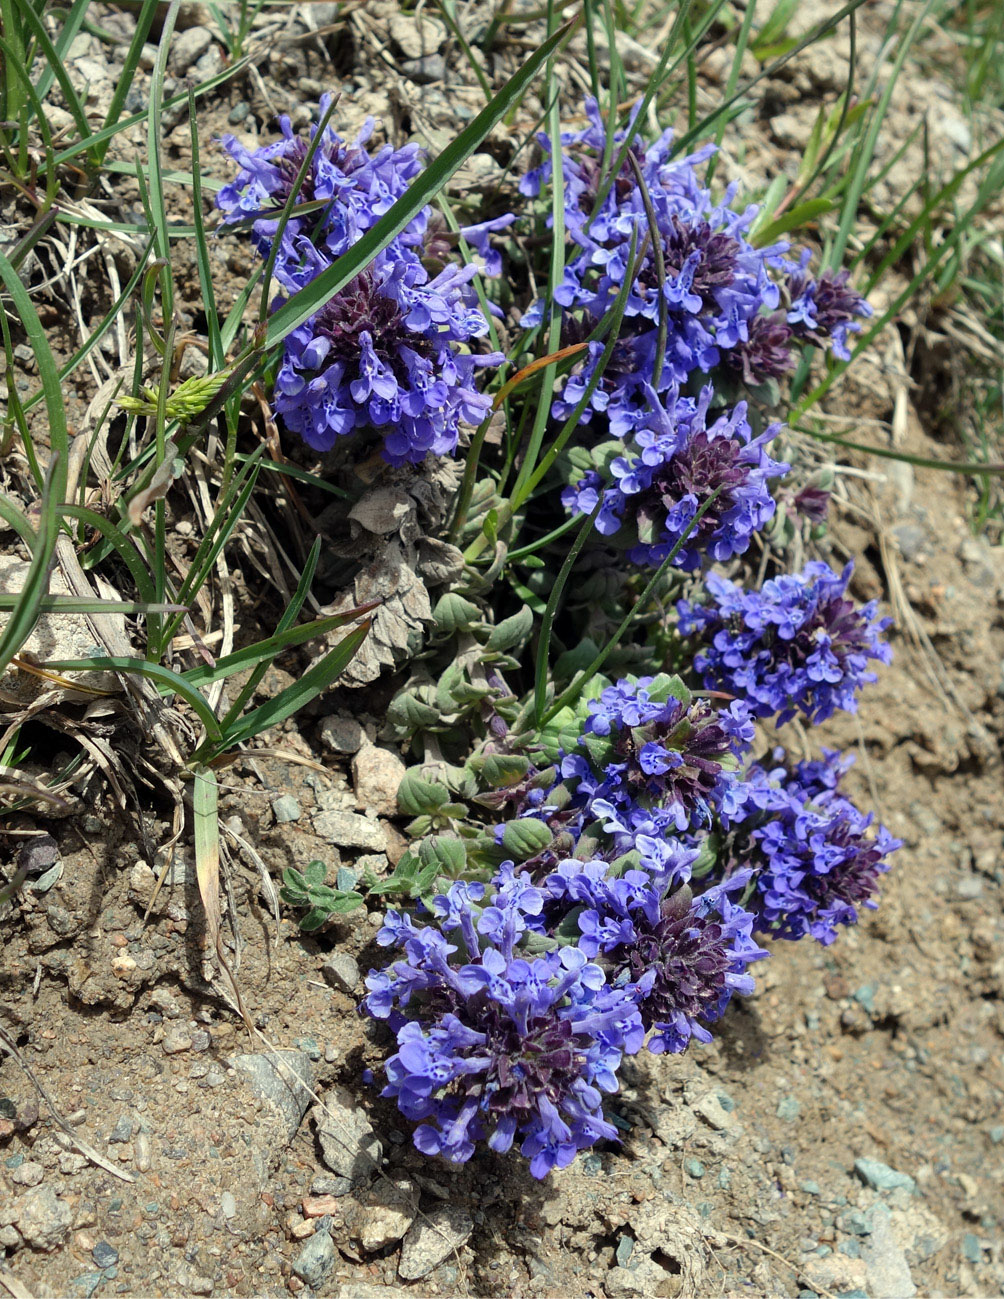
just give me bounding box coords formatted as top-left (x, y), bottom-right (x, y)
top-left (218, 100), bottom-right (510, 464)
top-left (232, 95), bottom-right (898, 1182)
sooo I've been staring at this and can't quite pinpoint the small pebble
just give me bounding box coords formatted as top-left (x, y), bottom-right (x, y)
top-left (12, 1160), bottom-right (44, 1187)
top-left (162, 1027), bottom-right (193, 1054)
top-left (776, 1096), bottom-right (801, 1122)
top-left (322, 953), bottom-right (360, 994)
top-left (962, 1234), bottom-right (983, 1263)
top-left (989, 1125), bottom-right (1004, 1144)
top-left (107, 1116), bottom-right (132, 1144)
top-left (220, 1193), bottom-right (237, 1220)
top-left (134, 1132), bottom-right (152, 1172)
top-left (227, 100), bottom-right (250, 124)
top-left (92, 1242), bottom-right (118, 1268)
top-left (272, 795), bottom-right (301, 824)
top-left (684, 1158), bottom-right (705, 1180)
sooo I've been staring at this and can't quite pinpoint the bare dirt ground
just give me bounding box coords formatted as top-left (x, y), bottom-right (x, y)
top-left (1, 3), bottom-right (1003, 1297)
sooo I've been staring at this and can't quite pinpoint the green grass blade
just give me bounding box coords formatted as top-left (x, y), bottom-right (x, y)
top-left (208, 621), bottom-right (372, 755)
top-left (44, 655), bottom-right (223, 741)
top-left (185, 605), bottom-right (380, 693)
top-left (0, 597), bottom-right (186, 613)
top-left (8, 0), bottom-right (91, 147)
top-left (0, 459), bottom-right (59, 675)
top-left (217, 536), bottom-right (324, 726)
top-left (534, 498), bottom-right (600, 726)
top-left (97, 0), bottom-right (159, 160)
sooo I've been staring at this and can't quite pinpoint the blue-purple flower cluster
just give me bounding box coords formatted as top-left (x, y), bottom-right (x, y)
top-left (217, 100), bottom-right (509, 464)
top-left (520, 99), bottom-right (871, 435)
top-left (729, 750), bottom-right (902, 945)
top-left (519, 99), bottom-right (870, 565)
top-left (676, 561), bottom-right (893, 725)
top-left (365, 659), bottom-right (899, 1177)
top-left (562, 385), bottom-right (789, 569)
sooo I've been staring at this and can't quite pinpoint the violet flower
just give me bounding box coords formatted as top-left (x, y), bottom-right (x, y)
top-left (677, 561), bottom-right (892, 725)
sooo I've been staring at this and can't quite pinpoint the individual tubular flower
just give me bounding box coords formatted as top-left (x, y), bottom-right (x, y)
top-left (218, 101), bottom-right (511, 464)
top-left (561, 385), bottom-right (789, 569)
top-left (677, 561), bottom-right (892, 726)
top-left (363, 871), bottom-right (644, 1178)
top-left (727, 749), bottom-right (901, 946)
top-left (543, 858), bottom-right (766, 1054)
top-left (519, 98), bottom-right (790, 435)
top-left (560, 673), bottom-right (755, 838)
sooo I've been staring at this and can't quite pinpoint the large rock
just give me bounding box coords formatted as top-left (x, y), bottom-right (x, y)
top-left (398, 1205), bottom-right (473, 1281)
top-left (15, 1185), bottom-right (72, 1251)
top-left (312, 1087), bottom-right (383, 1192)
top-left (352, 745), bottom-right (406, 817)
top-left (231, 1050), bottom-right (314, 1146)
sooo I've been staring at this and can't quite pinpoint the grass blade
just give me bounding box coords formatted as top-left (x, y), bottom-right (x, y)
top-left (210, 621), bottom-right (371, 755)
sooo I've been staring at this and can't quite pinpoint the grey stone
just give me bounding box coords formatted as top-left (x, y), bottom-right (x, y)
top-left (231, 1050), bottom-right (314, 1144)
top-left (893, 524), bottom-right (927, 561)
top-left (10, 1161), bottom-right (44, 1187)
top-left (292, 1228), bottom-right (336, 1288)
top-left (776, 1096), bottom-right (801, 1122)
top-left (388, 11), bottom-right (444, 58)
top-left (108, 1115), bottom-right (133, 1144)
top-left (684, 1158), bottom-right (705, 1179)
top-left (312, 1087), bottom-right (382, 1190)
top-left (92, 1242), bottom-right (118, 1268)
top-left (220, 1193), bottom-right (236, 1220)
top-left (227, 101), bottom-right (250, 125)
top-left (162, 1027), bottom-right (193, 1054)
top-left (168, 25), bottom-right (213, 74)
top-left (322, 953), bottom-right (361, 995)
top-left (15, 1185), bottom-right (72, 1251)
top-left (961, 1234), bottom-right (982, 1264)
top-left (864, 1205), bottom-right (916, 1298)
top-left (398, 1205), bottom-right (473, 1281)
top-left (19, 834), bottom-right (58, 876)
top-left (348, 1178), bottom-right (417, 1252)
top-left (400, 54), bottom-right (447, 83)
top-left (955, 876), bottom-right (983, 899)
top-left (855, 1158), bottom-right (917, 1196)
top-left (319, 715), bottom-right (366, 754)
top-left (692, 1091), bottom-right (734, 1131)
top-left (272, 794), bottom-right (301, 824)
top-left (313, 810), bottom-right (386, 852)
top-left (0, 1225), bottom-right (21, 1249)
top-left (352, 744), bottom-right (406, 816)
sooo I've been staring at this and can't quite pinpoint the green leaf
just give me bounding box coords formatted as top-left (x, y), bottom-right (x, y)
top-left (398, 772), bottom-right (451, 816)
top-left (501, 819), bottom-right (553, 861)
top-left (418, 835), bottom-right (467, 876)
top-left (485, 604), bottom-right (534, 653)
top-left (645, 674), bottom-right (692, 708)
top-left (387, 690), bottom-right (441, 733)
top-left (433, 592), bottom-right (481, 635)
top-left (752, 197), bottom-right (835, 247)
top-left (479, 753), bottom-right (531, 788)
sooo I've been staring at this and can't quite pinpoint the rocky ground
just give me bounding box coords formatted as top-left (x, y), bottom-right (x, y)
top-left (1, 3), bottom-right (1003, 1297)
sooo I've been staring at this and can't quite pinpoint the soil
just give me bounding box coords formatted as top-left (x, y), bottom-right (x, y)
top-left (2, 3), bottom-right (1004, 1298)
